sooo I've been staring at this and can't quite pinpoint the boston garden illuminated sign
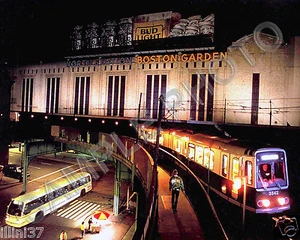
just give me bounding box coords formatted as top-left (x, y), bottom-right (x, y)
top-left (67, 51), bottom-right (227, 67)
top-left (135, 52), bottom-right (227, 63)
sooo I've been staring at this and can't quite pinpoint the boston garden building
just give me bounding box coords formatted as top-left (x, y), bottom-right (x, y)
top-left (10, 11), bottom-right (300, 129)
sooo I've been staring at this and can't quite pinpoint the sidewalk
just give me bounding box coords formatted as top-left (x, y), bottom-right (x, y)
top-left (157, 166), bottom-right (204, 240)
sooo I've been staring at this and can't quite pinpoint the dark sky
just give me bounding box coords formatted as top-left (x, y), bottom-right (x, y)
top-left (1, 0), bottom-right (300, 65)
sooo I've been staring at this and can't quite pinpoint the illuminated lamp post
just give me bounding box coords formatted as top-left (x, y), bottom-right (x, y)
top-left (233, 177), bottom-right (247, 239)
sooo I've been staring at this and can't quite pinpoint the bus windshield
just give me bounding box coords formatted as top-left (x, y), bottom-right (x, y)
top-left (7, 200), bottom-right (23, 216)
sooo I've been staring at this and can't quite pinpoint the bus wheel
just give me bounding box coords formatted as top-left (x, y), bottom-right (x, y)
top-left (80, 189), bottom-right (86, 196)
top-left (34, 211), bottom-right (44, 223)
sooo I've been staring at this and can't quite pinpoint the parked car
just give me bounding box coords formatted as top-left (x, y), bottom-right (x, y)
top-left (2, 164), bottom-right (30, 181)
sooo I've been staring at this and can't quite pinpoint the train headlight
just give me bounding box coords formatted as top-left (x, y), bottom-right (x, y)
top-left (262, 199), bottom-right (271, 207)
top-left (278, 197), bottom-right (289, 206)
top-left (258, 199), bottom-right (271, 208)
top-left (278, 197), bottom-right (285, 205)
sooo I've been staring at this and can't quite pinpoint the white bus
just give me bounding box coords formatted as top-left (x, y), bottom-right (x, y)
top-left (5, 171), bottom-right (92, 228)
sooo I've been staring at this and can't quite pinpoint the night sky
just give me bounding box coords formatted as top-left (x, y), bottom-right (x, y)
top-left (1, 0), bottom-right (300, 66)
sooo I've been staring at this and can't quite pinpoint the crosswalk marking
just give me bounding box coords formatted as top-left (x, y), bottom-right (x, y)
top-left (55, 200), bottom-right (101, 221)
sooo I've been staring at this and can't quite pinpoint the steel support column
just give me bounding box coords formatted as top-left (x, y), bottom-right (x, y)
top-left (113, 160), bottom-right (121, 215)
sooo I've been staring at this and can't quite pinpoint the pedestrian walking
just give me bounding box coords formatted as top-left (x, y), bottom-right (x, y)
top-left (80, 221), bottom-right (85, 238)
top-left (59, 230), bottom-right (67, 240)
top-left (88, 217), bottom-right (93, 232)
top-left (169, 169), bottom-right (185, 213)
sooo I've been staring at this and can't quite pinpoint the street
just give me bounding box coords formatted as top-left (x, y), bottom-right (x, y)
top-left (0, 148), bottom-right (135, 239)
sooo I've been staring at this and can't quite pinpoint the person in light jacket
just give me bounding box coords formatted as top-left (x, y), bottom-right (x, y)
top-left (169, 169), bottom-right (185, 213)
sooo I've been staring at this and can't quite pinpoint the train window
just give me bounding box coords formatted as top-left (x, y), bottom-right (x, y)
top-left (175, 139), bottom-right (180, 152)
top-left (195, 146), bottom-right (203, 164)
top-left (259, 164), bottom-right (271, 181)
top-left (258, 162), bottom-right (286, 187)
top-left (188, 144), bottom-right (195, 160)
top-left (232, 158), bottom-right (239, 180)
top-left (204, 148), bottom-right (214, 170)
top-left (209, 150), bottom-right (214, 170)
top-left (204, 148), bottom-right (210, 168)
top-left (222, 155), bottom-right (228, 177)
top-left (245, 160), bottom-right (253, 184)
top-left (274, 162), bottom-right (285, 179)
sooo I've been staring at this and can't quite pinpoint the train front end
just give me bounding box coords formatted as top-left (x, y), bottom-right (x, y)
top-left (255, 148), bottom-right (290, 214)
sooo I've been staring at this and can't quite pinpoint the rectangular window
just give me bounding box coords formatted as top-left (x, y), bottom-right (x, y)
top-left (74, 77), bottom-right (80, 115)
top-left (222, 154), bottom-right (228, 177)
top-left (204, 148), bottom-right (210, 168)
top-left (161, 75), bottom-right (167, 116)
top-left (175, 138), bottom-right (181, 153)
top-left (251, 73), bottom-right (260, 124)
top-left (232, 158), bottom-right (240, 180)
top-left (107, 75), bottom-right (126, 117)
top-left (85, 77), bottom-right (90, 115)
top-left (119, 76), bottom-right (126, 117)
top-left (206, 74), bottom-right (214, 121)
top-left (152, 75), bottom-right (159, 119)
top-left (107, 76), bottom-right (113, 116)
top-left (145, 75), bottom-right (152, 118)
top-left (190, 74), bottom-right (197, 120)
top-left (195, 146), bottom-right (203, 165)
top-left (21, 78), bottom-right (34, 112)
top-left (113, 76), bottom-right (119, 116)
top-left (198, 74), bottom-right (206, 121)
top-left (145, 74), bottom-right (167, 119)
top-left (74, 76), bottom-right (90, 115)
top-left (188, 143), bottom-right (195, 160)
top-left (245, 160), bottom-right (253, 184)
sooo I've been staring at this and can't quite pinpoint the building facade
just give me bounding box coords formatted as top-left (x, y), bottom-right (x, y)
top-left (10, 11), bottom-right (300, 127)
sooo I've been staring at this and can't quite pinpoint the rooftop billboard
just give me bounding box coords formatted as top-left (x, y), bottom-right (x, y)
top-left (70, 11), bottom-right (214, 51)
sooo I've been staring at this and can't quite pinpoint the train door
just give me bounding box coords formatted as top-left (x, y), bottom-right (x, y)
top-left (221, 153), bottom-right (229, 178)
top-left (244, 158), bottom-right (254, 186)
top-left (174, 136), bottom-right (181, 153)
top-left (211, 147), bottom-right (221, 174)
top-left (221, 153), bottom-right (229, 194)
top-left (231, 155), bottom-right (241, 199)
top-left (165, 131), bottom-right (174, 149)
top-left (179, 136), bottom-right (189, 157)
